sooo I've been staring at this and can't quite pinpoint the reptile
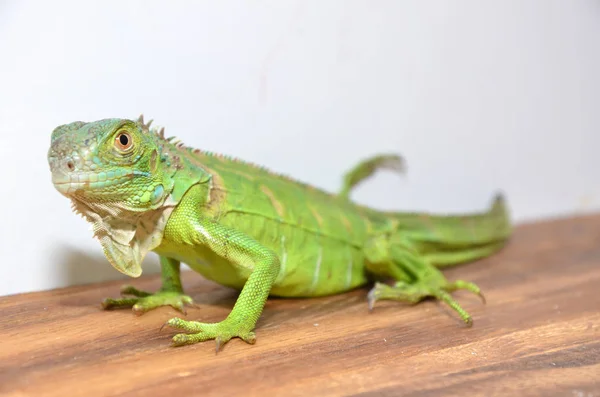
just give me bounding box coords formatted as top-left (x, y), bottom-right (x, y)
top-left (47, 115), bottom-right (511, 350)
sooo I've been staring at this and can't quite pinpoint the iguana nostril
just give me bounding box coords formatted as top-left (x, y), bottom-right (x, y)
top-left (66, 160), bottom-right (75, 171)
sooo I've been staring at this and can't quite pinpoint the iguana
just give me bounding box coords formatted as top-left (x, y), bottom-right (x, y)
top-left (47, 115), bottom-right (511, 350)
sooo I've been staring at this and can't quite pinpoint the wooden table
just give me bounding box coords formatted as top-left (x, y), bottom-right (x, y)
top-left (1, 215), bottom-right (599, 396)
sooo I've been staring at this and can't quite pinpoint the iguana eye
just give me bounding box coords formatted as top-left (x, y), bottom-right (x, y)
top-left (115, 132), bottom-right (133, 151)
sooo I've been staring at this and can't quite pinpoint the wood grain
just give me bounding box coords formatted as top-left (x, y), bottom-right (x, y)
top-left (1, 214), bottom-right (599, 396)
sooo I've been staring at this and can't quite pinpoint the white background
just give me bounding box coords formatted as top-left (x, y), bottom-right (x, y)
top-left (1, 1), bottom-right (599, 296)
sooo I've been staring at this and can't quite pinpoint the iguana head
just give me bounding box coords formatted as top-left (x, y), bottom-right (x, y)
top-left (48, 116), bottom-right (204, 277)
top-left (48, 117), bottom-right (173, 211)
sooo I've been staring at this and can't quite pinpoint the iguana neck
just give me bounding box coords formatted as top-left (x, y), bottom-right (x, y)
top-left (70, 156), bottom-right (210, 277)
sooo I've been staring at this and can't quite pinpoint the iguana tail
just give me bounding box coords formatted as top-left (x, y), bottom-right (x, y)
top-left (392, 193), bottom-right (512, 268)
top-left (339, 154), bottom-right (405, 200)
top-left (339, 155), bottom-right (511, 266)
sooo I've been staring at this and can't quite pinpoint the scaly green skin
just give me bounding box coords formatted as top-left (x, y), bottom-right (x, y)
top-left (48, 115), bottom-right (511, 350)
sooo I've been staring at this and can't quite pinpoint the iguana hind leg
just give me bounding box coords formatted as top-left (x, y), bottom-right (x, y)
top-left (102, 256), bottom-right (193, 315)
top-left (364, 235), bottom-right (485, 326)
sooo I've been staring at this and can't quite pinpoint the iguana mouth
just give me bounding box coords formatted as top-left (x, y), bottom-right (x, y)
top-left (51, 170), bottom-right (150, 195)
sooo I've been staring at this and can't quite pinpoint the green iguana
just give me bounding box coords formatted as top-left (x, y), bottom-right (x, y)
top-left (47, 115), bottom-right (511, 350)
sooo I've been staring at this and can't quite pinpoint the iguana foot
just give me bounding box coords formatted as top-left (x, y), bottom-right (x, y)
top-left (101, 285), bottom-right (194, 315)
top-left (367, 279), bottom-right (485, 326)
top-left (164, 317), bottom-right (256, 351)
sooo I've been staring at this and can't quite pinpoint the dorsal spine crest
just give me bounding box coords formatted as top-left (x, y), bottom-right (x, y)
top-left (136, 115), bottom-right (336, 196)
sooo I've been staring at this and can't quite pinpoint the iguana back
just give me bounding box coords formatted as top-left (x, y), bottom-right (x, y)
top-left (175, 148), bottom-right (509, 297)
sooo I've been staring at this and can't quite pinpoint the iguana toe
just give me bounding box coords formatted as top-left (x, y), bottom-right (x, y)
top-left (102, 288), bottom-right (193, 315)
top-left (367, 280), bottom-right (483, 326)
top-left (165, 318), bottom-right (256, 350)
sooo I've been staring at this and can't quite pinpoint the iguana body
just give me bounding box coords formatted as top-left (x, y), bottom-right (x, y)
top-left (47, 116), bottom-right (511, 349)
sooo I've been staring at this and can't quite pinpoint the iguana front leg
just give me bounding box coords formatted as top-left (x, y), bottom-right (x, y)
top-left (102, 256), bottom-right (193, 315)
top-left (164, 217), bottom-right (280, 350)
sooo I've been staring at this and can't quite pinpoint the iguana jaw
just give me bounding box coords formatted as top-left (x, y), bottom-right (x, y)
top-left (51, 168), bottom-right (149, 196)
